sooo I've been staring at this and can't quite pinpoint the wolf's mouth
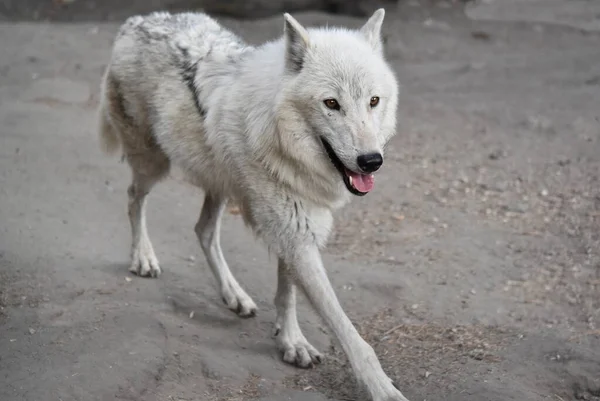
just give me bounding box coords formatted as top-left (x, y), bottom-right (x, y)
top-left (320, 137), bottom-right (375, 196)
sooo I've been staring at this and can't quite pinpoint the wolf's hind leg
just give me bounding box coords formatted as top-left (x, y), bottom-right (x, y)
top-left (102, 71), bottom-right (169, 277)
top-left (124, 144), bottom-right (170, 277)
top-left (195, 193), bottom-right (257, 317)
top-left (127, 170), bottom-right (163, 277)
top-left (274, 259), bottom-right (323, 368)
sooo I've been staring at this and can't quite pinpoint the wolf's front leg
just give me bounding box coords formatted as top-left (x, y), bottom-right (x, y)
top-left (287, 245), bottom-right (411, 401)
top-left (273, 258), bottom-right (323, 368)
top-left (195, 193), bottom-right (257, 317)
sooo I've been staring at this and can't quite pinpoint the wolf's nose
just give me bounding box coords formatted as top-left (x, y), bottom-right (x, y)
top-left (357, 153), bottom-right (383, 173)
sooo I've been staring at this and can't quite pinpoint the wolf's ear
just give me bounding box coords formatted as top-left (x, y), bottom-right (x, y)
top-left (283, 13), bottom-right (310, 73)
top-left (360, 8), bottom-right (385, 54)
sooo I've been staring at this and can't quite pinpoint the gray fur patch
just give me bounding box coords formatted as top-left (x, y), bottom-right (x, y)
top-left (178, 46), bottom-right (207, 118)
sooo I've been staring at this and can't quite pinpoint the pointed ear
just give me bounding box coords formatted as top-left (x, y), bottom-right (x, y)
top-left (283, 13), bottom-right (310, 73)
top-left (360, 8), bottom-right (385, 54)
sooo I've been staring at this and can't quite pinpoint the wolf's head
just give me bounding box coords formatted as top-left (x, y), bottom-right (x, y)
top-left (275, 9), bottom-right (398, 200)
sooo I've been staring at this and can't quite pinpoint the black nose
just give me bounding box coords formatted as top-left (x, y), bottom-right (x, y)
top-left (357, 152), bottom-right (383, 173)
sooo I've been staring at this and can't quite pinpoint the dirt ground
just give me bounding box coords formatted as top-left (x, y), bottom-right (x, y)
top-left (1, 1), bottom-right (599, 400)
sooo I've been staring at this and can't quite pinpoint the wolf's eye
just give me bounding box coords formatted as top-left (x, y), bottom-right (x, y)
top-left (370, 96), bottom-right (380, 108)
top-left (324, 99), bottom-right (340, 111)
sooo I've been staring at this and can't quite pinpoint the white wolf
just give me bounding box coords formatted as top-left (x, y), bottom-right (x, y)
top-left (98, 8), bottom-right (407, 401)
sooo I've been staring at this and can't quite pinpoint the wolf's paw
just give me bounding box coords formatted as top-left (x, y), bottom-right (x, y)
top-left (129, 242), bottom-right (161, 278)
top-left (221, 286), bottom-right (257, 318)
top-left (274, 324), bottom-right (323, 369)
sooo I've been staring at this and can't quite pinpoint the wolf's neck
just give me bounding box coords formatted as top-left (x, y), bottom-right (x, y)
top-left (232, 38), bottom-right (288, 133)
top-left (238, 39), bottom-right (287, 104)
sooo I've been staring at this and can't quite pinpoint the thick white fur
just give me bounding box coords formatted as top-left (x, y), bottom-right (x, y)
top-left (98, 9), bottom-right (406, 401)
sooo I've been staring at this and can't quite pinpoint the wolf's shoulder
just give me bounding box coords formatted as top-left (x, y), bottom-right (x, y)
top-left (116, 11), bottom-right (247, 52)
top-left (118, 11), bottom-right (216, 38)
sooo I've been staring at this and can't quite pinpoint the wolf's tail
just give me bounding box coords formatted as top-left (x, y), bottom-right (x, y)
top-left (98, 110), bottom-right (120, 155)
top-left (97, 70), bottom-right (122, 155)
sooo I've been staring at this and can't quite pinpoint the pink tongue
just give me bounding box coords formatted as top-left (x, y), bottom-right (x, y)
top-left (346, 170), bottom-right (375, 193)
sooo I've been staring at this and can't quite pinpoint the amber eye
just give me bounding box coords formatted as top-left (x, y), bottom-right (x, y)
top-left (324, 98), bottom-right (340, 110)
top-left (370, 96), bottom-right (380, 108)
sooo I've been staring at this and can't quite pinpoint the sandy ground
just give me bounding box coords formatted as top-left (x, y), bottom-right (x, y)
top-left (1, 1), bottom-right (600, 400)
